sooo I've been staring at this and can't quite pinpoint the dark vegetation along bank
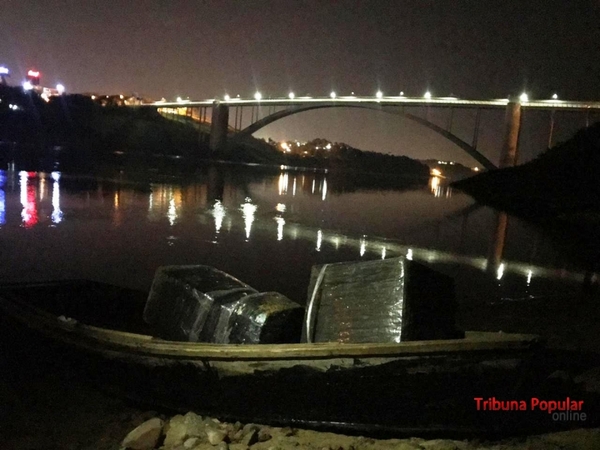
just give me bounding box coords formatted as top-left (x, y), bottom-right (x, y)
top-left (0, 85), bottom-right (430, 179)
top-left (0, 85), bottom-right (207, 168)
top-left (453, 122), bottom-right (600, 221)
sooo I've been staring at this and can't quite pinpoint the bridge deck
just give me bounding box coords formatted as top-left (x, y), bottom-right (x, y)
top-left (146, 97), bottom-right (600, 111)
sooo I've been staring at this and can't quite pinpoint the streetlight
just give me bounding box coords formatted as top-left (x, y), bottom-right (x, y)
top-left (56, 84), bottom-right (65, 94)
top-left (552, 93), bottom-right (558, 100)
top-left (254, 91), bottom-right (262, 101)
top-left (519, 92), bottom-right (529, 102)
top-left (289, 92), bottom-right (295, 99)
top-left (23, 81), bottom-right (33, 91)
top-left (399, 91), bottom-right (404, 96)
top-left (224, 94), bottom-right (231, 101)
top-left (176, 96), bottom-right (183, 103)
top-left (330, 91), bottom-right (336, 99)
top-left (424, 91), bottom-right (432, 99)
top-left (376, 90), bottom-right (383, 99)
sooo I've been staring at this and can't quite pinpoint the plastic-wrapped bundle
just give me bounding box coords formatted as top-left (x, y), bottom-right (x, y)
top-left (302, 257), bottom-right (462, 343)
top-left (143, 265), bottom-right (257, 342)
top-left (226, 292), bottom-right (304, 344)
top-left (143, 265), bottom-right (304, 344)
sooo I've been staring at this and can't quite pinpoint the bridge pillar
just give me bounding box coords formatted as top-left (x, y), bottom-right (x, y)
top-left (499, 100), bottom-right (522, 168)
top-left (209, 102), bottom-right (229, 152)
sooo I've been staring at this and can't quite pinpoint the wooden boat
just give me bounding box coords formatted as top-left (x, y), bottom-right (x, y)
top-left (0, 279), bottom-right (588, 437)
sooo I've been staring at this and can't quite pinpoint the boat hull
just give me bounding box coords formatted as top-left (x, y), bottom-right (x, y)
top-left (0, 280), bottom-right (595, 437)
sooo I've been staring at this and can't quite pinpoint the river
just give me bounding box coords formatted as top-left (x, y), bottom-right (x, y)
top-left (0, 163), bottom-right (588, 310)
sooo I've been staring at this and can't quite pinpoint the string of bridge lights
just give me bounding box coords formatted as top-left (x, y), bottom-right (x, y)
top-left (171, 90), bottom-right (559, 104)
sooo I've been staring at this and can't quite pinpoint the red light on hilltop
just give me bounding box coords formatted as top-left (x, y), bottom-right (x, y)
top-left (26, 69), bottom-right (40, 86)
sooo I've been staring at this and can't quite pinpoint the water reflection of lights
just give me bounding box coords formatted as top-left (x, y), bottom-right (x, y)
top-left (331, 236), bottom-right (340, 249)
top-left (0, 170), bottom-right (5, 225)
top-left (496, 263), bottom-right (505, 280)
top-left (240, 198), bottom-right (257, 240)
top-left (168, 198), bottom-right (177, 226)
top-left (19, 171), bottom-right (38, 228)
top-left (292, 177), bottom-right (297, 196)
top-left (359, 237), bottom-right (367, 256)
top-left (39, 174), bottom-right (46, 201)
top-left (430, 176), bottom-right (440, 195)
top-left (429, 176), bottom-right (452, 198)
top-left (51, 171), bottom-right (63, 224)
top-left (148, 185), bottom-right (182, 225)
top-left (311, 179), bottom-right (315, 194)
top-left (194, 198), bottom-right (583, 287)
top-left (321, 179), bottom-right (327, 201)
top-left (275, 216), bottom-right (285, 241)
top-left (278, 173), bottom-right (289, 195)
top-left (275, 203), bottom-right (286, 212)
top-left (0, 188), bottom-right (4, 225)
top-left (211, 200), bottom-right (226, 233)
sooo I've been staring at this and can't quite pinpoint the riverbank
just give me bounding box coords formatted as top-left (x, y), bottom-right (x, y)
top-left (120, 413), bottom-right (600, 450)
top-left (452, 122), bottom-right (600, 222)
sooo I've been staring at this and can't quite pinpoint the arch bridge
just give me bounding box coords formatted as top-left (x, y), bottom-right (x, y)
top-left (144, 96), bottom-right (600, 170)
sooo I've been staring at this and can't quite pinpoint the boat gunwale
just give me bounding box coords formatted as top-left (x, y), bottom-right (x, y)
top-left (0, 289), bottom-right (543, 361)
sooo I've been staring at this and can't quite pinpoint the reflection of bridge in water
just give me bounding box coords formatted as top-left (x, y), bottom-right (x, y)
top-left (141, 96), bottom-right (600, 170)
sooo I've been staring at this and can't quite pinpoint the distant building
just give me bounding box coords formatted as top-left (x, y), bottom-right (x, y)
top-left (420, 159), bottom-right (480, 180)
top-left (81, 93), bottom-right (147, 106)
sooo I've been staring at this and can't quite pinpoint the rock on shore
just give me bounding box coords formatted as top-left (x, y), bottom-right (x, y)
top-left (120, 412), bottom-right (600, 450)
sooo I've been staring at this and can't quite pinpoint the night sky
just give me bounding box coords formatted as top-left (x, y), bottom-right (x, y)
top-left (2, 0), bottom-right (599, 165)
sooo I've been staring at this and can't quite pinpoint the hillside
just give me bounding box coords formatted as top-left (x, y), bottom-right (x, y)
top-left (0, 86), bottom-right (429, 178)
top-left (452, 122), bottom-right (600, 220)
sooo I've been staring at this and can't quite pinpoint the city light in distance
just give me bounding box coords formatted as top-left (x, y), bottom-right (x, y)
top-left (424, 91), bottom-right (432, 99)
top-left (330, 91), bottom-right (336, 99)
top-left (552, 93), bottom-right (558, 100)
top-left (176, 96), bottom-right (183, 103)
top-left (56, 84), bottom-right (65, 94)
top-left (27, 70), bottom-right (40, 78)
top-left (0, 66), bottom-right (9, 75)
top-left (288, 92), bottom-right (295, 99)
top-left (376, 90), bottom-right (383, 99)
top-left (22, 81), bottom-right (33, 90)
top-left (519, 92), bottom-right (529, 102)
top-left (224, 94), bottom-right (231, 101)
top-left (399, 91), bottom-right (404, 96)
top-left (254, 91), bottom-right (262, 101)
top-left (431, 168), bottom-right (442, 177)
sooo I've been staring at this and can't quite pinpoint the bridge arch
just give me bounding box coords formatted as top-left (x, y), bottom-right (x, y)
top-left (234, 104), bottom-right (497, 170)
